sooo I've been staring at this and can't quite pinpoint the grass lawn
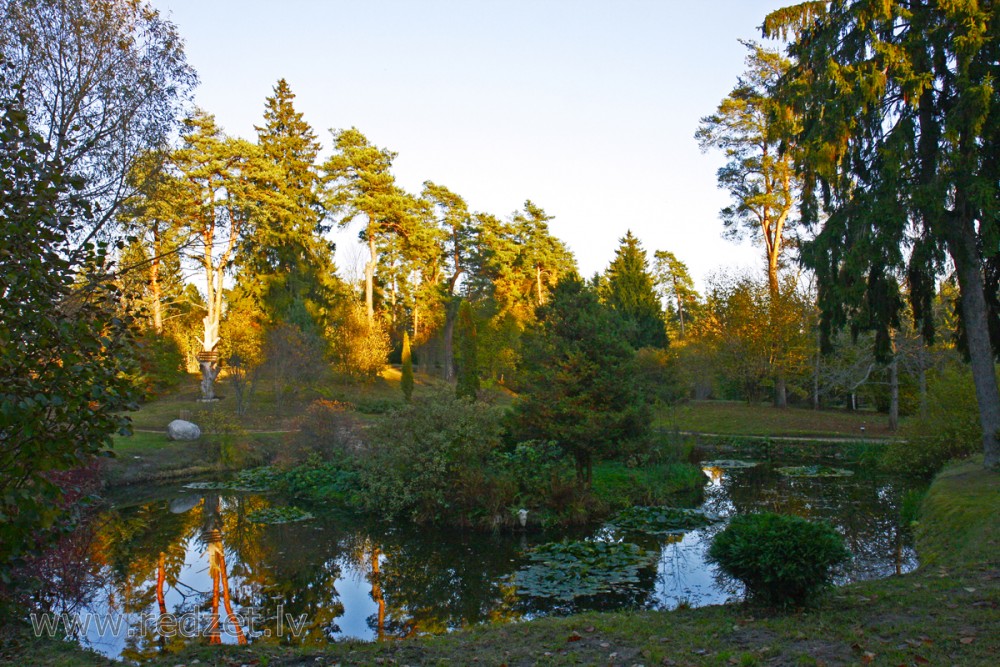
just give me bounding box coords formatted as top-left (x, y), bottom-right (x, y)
top-left (657, 400), bottom-right (903, 439)
top-left (7, 458), bottom-right (997, 666)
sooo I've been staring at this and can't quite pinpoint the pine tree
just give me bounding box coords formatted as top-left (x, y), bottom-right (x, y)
top-left (603, 231), bottom-right (668, 349)
top-left (401, 330), bottom-right (414, 402)
top-left (455, 301), bottom-right (480, 400)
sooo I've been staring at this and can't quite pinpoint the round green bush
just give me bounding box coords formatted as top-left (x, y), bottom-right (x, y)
top-left (707, 512), bottom-right (851, 607)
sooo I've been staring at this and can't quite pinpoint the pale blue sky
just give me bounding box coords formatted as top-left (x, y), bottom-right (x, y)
top-left (156, 0), bottom-right (791, 289)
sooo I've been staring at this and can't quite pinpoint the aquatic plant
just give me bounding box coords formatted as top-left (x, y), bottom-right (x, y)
top-left (608, 506), bottom-right (720, 537)
top-left (247, 506), bottom-right (314, 524)
top-left (514, 540), bottom-right (656, 601)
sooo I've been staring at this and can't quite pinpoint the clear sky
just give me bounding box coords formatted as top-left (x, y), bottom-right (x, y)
top-left (155, 0), bottom-right (791, 289)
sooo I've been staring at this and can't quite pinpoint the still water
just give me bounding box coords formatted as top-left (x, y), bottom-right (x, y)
top-left (38, 462), bottom-right (916, 661)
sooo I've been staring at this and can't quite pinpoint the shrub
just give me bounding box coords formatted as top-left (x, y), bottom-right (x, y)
top-left (360, 390), bottom-right (505, 523)
top-left (882, 366), bottom-right (981, 478)
top-left (707, 512), bottom-right (851, 607)
top-left (288, 399), bottom-right (363, 464)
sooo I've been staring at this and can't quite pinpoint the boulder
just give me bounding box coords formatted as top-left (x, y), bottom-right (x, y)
top-left (167, 419), bottom-right (201, 441)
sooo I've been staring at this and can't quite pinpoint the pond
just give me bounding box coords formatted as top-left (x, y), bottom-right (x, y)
top-left (34, 462), bottom-right (917, 661)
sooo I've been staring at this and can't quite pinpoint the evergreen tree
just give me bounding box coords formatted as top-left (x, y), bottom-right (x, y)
top-left (455, 301), bottom-right (480, 400)
top-left (764, 0), bottom-right (1000, 466)
top-left (603, 231), bottom-right (668, 349)
top-left (322, 127), bottom-right (420, 323)
top-left (401, 330), bottom-right (414, 402)
top-left (243, 79), bottom-right (338, 332)
top-left (510, 277), bottom-right (651, 485)
top-left (653, 249), bottom-right (699, 340)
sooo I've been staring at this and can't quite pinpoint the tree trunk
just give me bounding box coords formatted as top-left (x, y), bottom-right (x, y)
top-left (536, 265), bottom-right (544, 305)
top-left (150, 251), bottom-right (163, 334)
top-left (947, 218), bottom-right (1000, 468)
top-left (442, 299), bottom-right (458, 381)
top-left (365, 232), bottom-right (376, 323)
top-left (774, 376), bottom-right (787, 408)
top-left (889, 355), bottom-right (899, 432)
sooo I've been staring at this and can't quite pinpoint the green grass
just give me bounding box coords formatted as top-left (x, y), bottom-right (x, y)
top-left (658, 400), bottom-right (903, 439)
top-left (9, 458), bottom-right (996, 666)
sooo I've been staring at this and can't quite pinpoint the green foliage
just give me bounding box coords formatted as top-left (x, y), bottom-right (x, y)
top-left (455, 300), bottom-right (480, 400)
top-left (401, 331), bottom-right (414, 402)
top-left (602, 231), bottom-right (668, 349)
top-left (589, 462), bottom-right (706, 512)
top-left (360, 390), bottom-right (504, 523)
top-left (653, 249), bottom-right (699, 340)
top-left (708, 513), bottom-right (851, 607)
top-left (882, 366), bottom-right (981, 478)
top-left (277, 460), bottom-right (361, 505)
top-left (128, 329), bottom-right (187, 398)
top-left (0, 87), bottom-right (138, 582)
top-left (609, 506), bottom-right (719, 537)
top-left (510, 276), bottom-right (652, 484)
top-left (514, 540), bottom-right (657, 602)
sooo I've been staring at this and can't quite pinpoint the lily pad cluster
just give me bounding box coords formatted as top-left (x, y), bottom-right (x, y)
top-left (246, 506), bottom-right (314, 524)
top-left (777, 465), bottom-right (854, 478)
top-left (514, 540), bottom-right (656, 601)
top-left (181, 467), bottom-right (280, 493)
top-left (609, 506), bottom-right (721, 537)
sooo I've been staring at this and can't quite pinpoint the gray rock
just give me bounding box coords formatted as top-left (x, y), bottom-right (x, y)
top-left (167, 419), bottom-right (201, 441)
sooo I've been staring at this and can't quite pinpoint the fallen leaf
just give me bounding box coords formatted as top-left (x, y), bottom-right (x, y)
top-left (585, 626), bottom-right (596, 633)
top-left (567, 632), bottom-right (582, 643)
top-left (861, 651), bottom-right (876, 664)
top-left (960, 637), bottom-right (975, 645)
top-left (964, 587), bottom-right (976, 593)
top-left (914, 656), bottom-right (930, 664)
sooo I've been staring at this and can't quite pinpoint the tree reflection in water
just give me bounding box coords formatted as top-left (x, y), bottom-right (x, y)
top-left (36, 463), bottom-right (918, 660)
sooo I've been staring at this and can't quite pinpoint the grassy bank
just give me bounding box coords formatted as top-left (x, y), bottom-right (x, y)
top-left (6, 458), bottom-right (996, 666)
top-left (658, 400), bottom-right (901, 439)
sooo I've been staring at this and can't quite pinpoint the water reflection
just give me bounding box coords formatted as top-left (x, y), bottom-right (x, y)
top-left (45, 462), bottom-right (917, 660)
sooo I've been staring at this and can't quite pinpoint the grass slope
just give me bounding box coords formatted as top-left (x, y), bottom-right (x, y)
top-left (658, 401), bottom-right (902, 439)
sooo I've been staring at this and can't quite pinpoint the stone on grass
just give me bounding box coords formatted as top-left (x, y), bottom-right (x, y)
top-left (167, 419), bottom-right (201, 441)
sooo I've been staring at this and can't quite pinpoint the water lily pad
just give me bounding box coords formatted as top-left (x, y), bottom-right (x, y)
top-left (181, 467), bottom-right (280, 493)
top-left (247, 506), bottom-right (314, 524)
top-left (777, 465), bottom-right (854, 478)
top-left (514, 540), bottom-right (656, 602)
top-left (702, 459), bottom-right (760, 469)
top-left (609, 506), bottom-right (721, 537)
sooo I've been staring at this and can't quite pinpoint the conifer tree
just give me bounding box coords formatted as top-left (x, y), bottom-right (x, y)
top-left (322, 128), bottom-right (420, 323)
top-left (603, 231), bottom-right (668, 349)
top-left (764, 0), bottom-right (1000, 466)
top-left (244, 79), bottom-right (338, 331)
top-left (401, 330), bottom-right (414, 402)
top-left (653, 249), bottom-right (698, 340)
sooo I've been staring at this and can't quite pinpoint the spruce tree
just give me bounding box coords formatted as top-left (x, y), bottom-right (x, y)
top-left (244, 79), bottom-right (338, 331)
top-left (603, 231), bottom-right (668, 349)
top-left (401, 330), bottom-right (414, 402)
